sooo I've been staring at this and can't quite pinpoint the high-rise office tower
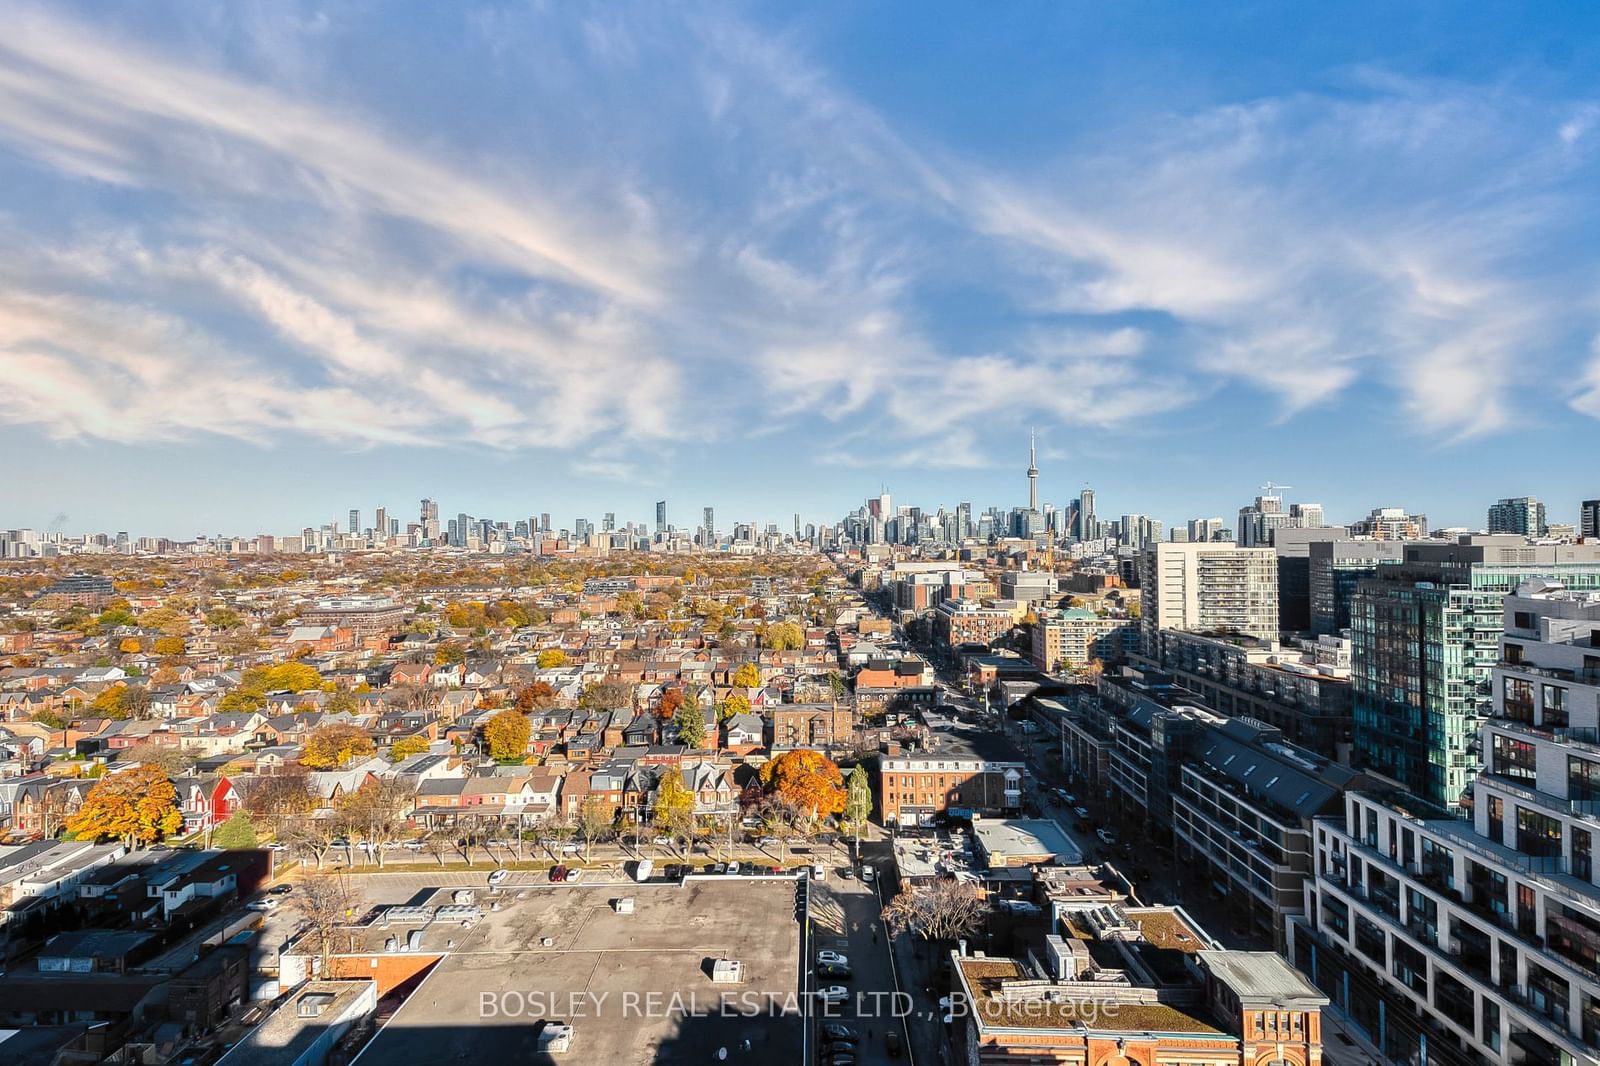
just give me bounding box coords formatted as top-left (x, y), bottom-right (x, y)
top-left (374, 507), bottom-right (387, 539)
top-left (1187, 517), bottom-right (1225, 543)
top-left (655, 500), bottom-right (667, 534)
top-left (702, 507), bottom-right (714, 546)
top-left (1078, 488), bottom-right (1096, 541)
top-left (793, 513), bottom-right (801, 540)
top-left (1487, 496), bottom-right (1547, 537)
top-left (347, 509), bottom-right (360, 534)
top-left (602, 512), bottom-right (615, 532)
top-left (1026, 428), bottom-right (1039, 512)
top-left (540, 513), bottom-right (551, 533)
top-left (1585, 499), bottom-right (1600, 540)
top-left (420, 499), bottom-right (440, 542)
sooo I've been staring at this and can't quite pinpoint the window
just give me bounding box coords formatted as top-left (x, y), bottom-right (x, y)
top-left (1542, 685), bottom-right (1568, 729)
top-left (1572, 757), bottom-right (1600, 803)
top-left (1492, 734), bottom-right (1537, 782)
top-left (1516, 807), bottom-right (1562, 858)
top-left (1502, 678), bottom-right (1534, 723)
top-left (1513, 611), bottom-right (1535, 630)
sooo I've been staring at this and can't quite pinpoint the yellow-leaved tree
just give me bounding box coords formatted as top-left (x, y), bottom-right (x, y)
top-left (66, 764), bottom-right (183, 846)
top-left (731, 662), bottom-right (761, 689)
top-left (483, 709), bottom-right (531, 762)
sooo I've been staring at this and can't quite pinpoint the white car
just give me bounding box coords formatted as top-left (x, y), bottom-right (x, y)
top-left (564, 868), bottom-right (584, 883)
top-left (860, 866), bottom-right (875, 883)
top-left (1096, 828), bottom-right (1117, 845)
top-left (816, 986), bottom-right (850, 1003)
top-left (245, 898), bottom-right (278, 912)
top-left (487, 869), bottom-right (509, 886)
top-left (726, 861), bottom-right (741, 875)
top-left (816, 951), bottom-right (849, 966)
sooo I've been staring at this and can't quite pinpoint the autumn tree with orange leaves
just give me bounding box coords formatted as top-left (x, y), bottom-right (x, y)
top-left (760, 749), bottom-right (845, 819)
top-left (66, 764), bottom-right (183, 846)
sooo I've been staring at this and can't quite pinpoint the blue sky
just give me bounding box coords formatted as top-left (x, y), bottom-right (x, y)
top-left (2, 2), bottom-right (1600, 538)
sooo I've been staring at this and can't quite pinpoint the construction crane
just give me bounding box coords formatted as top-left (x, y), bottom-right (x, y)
top-left (1259, 481), bottom-right (1293, 497)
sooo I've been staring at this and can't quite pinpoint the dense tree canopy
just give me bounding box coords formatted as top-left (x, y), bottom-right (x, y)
top-left (484, 709), bottom-right (531, 762)
top-left (760, 749), bottom-right (845, 818)
top-left (66, 765), bottom-right (183, 845)
top-left (300, 724), bottom-right (376, 769)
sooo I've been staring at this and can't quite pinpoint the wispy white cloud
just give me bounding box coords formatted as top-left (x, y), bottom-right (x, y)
top-left (0, 1), bottom-right (1596, 473)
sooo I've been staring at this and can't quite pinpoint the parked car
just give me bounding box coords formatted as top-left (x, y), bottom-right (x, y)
top-left (726, 861), bottom-right (741, 875)
top-left (816, 950), bottom-right (849, 965)
top-left (549, 865), bottom-right (568, 882)
top-left (710, 862), bottom-right (727, 875)
top-left (245, 899), bottom-right (277, 912)
top-left (825, 1031), bottom-right (859, 1047)
top-left (1073, 806), bottom-right (1091, 820)
top-left (1096, 828), bottom-right (1118, 845)
top-left (487, 869), bottom-right (509, 886)
top-left (884, 1030), bottom-right (903, 1057)
top-left (268, 883), bottom-right (293, 895)
top-left (859, 866), bottom-right (874, 883)
top-left (565, 868), bottom-right (584, 883)
top-left (821, 1024), bottom-right (857, 1041)
top-left (816, 986), bottom-right (850, 1003)
top-left (817, 963), bottom-right (853, 979)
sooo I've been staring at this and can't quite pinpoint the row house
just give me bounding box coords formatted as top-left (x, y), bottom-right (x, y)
top-left (172, 775), bottom-right (242, 834)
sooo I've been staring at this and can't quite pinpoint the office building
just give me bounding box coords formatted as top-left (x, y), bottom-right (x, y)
top-left (347, 509), bottom-right (359, 534)
top-left (1582, 500), bottom-right (1599, 541)
top-left (1291, 579), bottom-right (1600, 1066)
top-left (1274, 526), bottom-right (1350, 633)
top-left (655, 500), bottom-right (667, 534)
top-left (1238, 492), bottom-right (1289, 548)
top-left (374, 507), bottom-right (387, 541)
top-left (1189, 517), bottom-right (1227, 543)
top-left (1140, 541), bottom-right (1280, 649)
top-left (1000, 569), bottom-right (1057, 604)
top-left (420, 498), bottom-right (440, 542)
top-left (1308, 538), bottom-right (1409, 636)
top-left (1349, 507), bottom-right (1428, 540)
top-left (1487, 497), bottom-right (1547, 538)
top-left (1077, 487), bottom-right (1097, 542)
top-left (1350, 537), bottom-right (1600, 806)
top-left (602, 512), bottom-right (615, 532)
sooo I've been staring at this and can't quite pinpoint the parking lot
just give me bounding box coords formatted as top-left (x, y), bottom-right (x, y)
top-left (354, 878), bottom-right (802, 1065)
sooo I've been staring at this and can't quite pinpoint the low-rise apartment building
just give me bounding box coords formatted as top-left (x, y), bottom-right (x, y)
top-left (878, 717), bottom-right (1025, 827)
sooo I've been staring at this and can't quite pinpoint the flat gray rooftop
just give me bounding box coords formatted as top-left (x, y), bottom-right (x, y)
top-left (973, 817), bottom-right (1082, 864)
top-left (356, 879), bottom-right (802, 1065)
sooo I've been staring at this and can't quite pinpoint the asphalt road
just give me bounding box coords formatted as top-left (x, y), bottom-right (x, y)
top-left (808, 861), bottom-right (913, 1066)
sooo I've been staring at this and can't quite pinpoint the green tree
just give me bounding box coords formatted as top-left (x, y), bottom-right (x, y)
top-left (653, 772), bottom-right (696, 851)
top-left (673, 702), bottom-right (706, 748)
top-left (212, 810), bottom-right (258, 849)
top-left (95, 607), bottom-right (136, 627)
top-left (206, 607), bottom-right (244, 630)
top-left (844, 765), bottom-right (873, 855)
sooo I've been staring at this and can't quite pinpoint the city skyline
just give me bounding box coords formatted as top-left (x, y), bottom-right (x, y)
top-left (4, 4), bottom-right (1600, 533)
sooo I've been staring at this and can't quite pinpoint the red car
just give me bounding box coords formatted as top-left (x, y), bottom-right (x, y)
top-left (549, 865), bottom-right (568, 882)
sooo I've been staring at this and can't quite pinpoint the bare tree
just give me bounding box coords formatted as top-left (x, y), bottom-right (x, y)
top-left (882, 879), bottom-right (988, 942)
top-left (336, 778), bottom-right (414, 869)
top-left (279, 817), bottom-right (343, 871)
top-left (292, 871), bottom-right (360, 976)
top-left (241, 772), bottom-right (316, 835)
top-left (539, 811), bottom-right (577, 861)
top-left (418, 825), bottom-right (453, 866)
top-left (758, 797), bottom-right (801, 861)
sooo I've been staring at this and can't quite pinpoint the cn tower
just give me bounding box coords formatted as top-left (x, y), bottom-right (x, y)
top-left (1027, 428), bottom-right (1039, 511)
